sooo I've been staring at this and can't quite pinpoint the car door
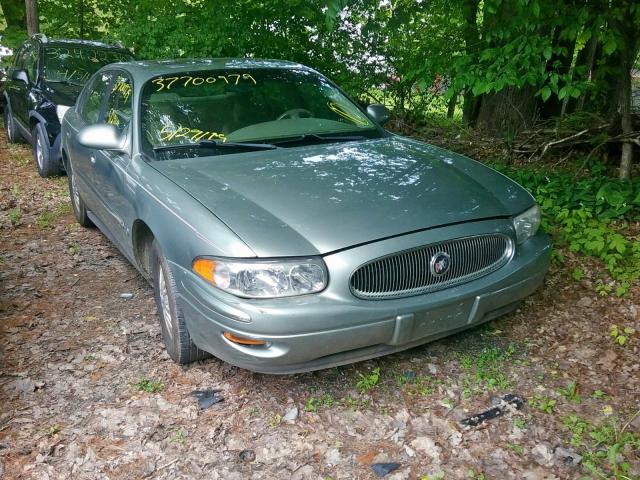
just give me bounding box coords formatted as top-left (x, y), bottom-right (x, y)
top-left (65, 71), bottom-right (112, 218)
top-left (6, 44), bottom-right (31, 132)
top-left (90, 70), bottom-right (135, 253)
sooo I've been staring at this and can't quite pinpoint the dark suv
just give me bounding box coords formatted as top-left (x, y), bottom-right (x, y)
top-left (2, 34), bottom-right (133, 176)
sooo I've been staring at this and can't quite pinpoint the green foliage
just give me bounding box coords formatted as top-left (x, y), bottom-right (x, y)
top-left (135, 378), bottom-right (164, 393)
top-left (8, 207), bottom-right (21, 226)
top-left (459, 344), bottom-right (515, 394)
top-left (356, 367), bottom-right (380, 393)
top-left (494, 162), bottom-right (640, 295)
top-left (558, 381), bottom-right (582, 404)
top-left (609, 325), bottom-right (635, 346)
top-left (563, 414), bottom-right (640, 479)
top-left (305, 393), bottom-right (334, 412)
top-left (531, 395), bottom-right (556, 414)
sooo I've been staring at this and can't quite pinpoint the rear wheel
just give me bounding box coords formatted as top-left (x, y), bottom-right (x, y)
top-left (4, 104), bottom-right (20, 143)
top-left (152, 240), bottom-right (210, 364)
top-left (33, 123), bottom-right (61, 177)
top-left (66, 159), bottom-right (93, 227)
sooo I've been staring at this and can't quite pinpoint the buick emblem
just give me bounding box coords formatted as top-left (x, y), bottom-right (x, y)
top-left (430, 252), bottom-right (451, 276)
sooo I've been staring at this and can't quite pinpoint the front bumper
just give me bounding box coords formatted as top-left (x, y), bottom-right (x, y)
top-left (174, 220), bottom-right (551, 374)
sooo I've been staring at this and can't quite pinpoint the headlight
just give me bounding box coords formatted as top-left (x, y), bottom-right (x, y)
top-left (192, 257), bottom-right (327, 298)
top-left (513, 204), bottom-right (541, 244)
top-left (56, 105), bottom-right (71, 122)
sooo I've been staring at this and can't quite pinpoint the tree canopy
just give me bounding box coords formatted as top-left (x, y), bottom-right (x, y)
top-left (1, 0), bottom-right (639, 176)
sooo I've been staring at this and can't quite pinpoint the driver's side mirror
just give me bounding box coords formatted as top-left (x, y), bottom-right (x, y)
top-left (11, 69), bottom-right (29, 84)
top-left (77, 123), bottom-right (126, 151)
top-left (367, 103), bottom-right (391, 125)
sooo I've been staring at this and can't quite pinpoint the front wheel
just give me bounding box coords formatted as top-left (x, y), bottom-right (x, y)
top-left (33, 123), bottom-right (61, 177)
top-left (152, 240), bottom-right (210, 364)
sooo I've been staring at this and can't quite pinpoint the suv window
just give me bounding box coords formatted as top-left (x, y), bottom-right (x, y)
top-left (105, 73), bottom-right (132, 134)
top-left (25, 44), bottom-right (38, 83)
top-left (43, 46), bottom-right (131, 84)
top-left (80, 72), bottom-right (112, 123)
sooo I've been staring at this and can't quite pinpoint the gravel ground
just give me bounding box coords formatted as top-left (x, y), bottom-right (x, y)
top-left (1, 130), bottom-right (639, 480)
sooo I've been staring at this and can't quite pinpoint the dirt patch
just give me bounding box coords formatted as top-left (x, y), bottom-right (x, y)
top-left (0, 129), bottom-right (638, 479)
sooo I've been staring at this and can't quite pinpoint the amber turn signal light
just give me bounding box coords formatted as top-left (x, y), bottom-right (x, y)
top-left (193, 258), bottom-right (216, 283)
top-left (223, 332), bottom-right (266, 346)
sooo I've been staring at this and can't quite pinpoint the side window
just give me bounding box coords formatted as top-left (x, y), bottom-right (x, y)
top-left (25, 45), bottom-right (38, 82)
top-left (13, 46), bottom-right (26, 69)
top-left (79, 72), bottom-right (112, 124)
top-left (105, 73), bottom-right (132, 134)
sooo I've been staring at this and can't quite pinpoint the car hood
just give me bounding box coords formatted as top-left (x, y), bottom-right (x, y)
top-left (151, 137), bottom-right (534, 257)
top-left (42, 82), bottom-right (83, 106)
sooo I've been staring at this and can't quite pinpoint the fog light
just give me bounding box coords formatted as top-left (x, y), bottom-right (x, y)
top-left (223, 332), bottom-right (266, 346)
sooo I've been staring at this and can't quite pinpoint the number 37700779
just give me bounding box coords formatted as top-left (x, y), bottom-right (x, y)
top-left (152, 74), bottom-right (256, 92)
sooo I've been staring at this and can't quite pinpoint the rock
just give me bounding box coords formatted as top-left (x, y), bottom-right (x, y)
top-left (554, 446), bottom-right (582, 467)
top-left (427, 363), bottom-right (438, 375)
top-left (371, 462), bottom-right (401, 477)
top-left (238, 449), bottom-right (256, 462)
top-left (324, 448), bottom-right (341, 465)
top-left (283, 406), bottom-right (299, 423)
top-left (577, 297), bottom-right (592, 308)
top-left (119, 293), bottom-right (134, 299)
top-left (291, 464), bottom-right (314, 480)
top-left (410, 436), bottom-right (441, 461)
top-left (403, 445), bottom-right (415, 458)
top-left (531, 444), bottom-right (554, 467)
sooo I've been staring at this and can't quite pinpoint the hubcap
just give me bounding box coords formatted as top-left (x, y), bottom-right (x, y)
top-left (71, 171), bottom-right (81, 212)
top-left (158, 265), bottom-right (174, 340)
top-left (36, 135), bottom-right (44, 169)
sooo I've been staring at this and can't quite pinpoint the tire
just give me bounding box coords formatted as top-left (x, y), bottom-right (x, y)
top-left (152, 240), bottom-right (210, 364)
top-left (4, 103), bottom-right (21, 144)
top-left (33, 123), bottom-right (61, 177)
top-left (66, 159), bottom-right (93, 227)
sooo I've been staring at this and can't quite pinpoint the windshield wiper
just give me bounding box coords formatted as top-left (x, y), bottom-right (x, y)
top-left (153, 140), bottom-right (278, 153)
top-left (45, 79), bottom-right (84, 86)
top-left (271, 133), bottom-right (367, 146)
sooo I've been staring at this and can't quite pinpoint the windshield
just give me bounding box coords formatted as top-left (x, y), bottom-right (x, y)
top-left (142, 68), bottom-right (380, 157)
top-left (43, 46), bottom-right (132, 84)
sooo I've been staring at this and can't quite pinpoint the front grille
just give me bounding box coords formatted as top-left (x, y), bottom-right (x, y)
top-left (350, 234), bottom-right (513, 300)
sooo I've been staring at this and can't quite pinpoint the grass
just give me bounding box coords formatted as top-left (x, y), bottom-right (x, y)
top-left (305, 393), bottom-right (334, 412)
top-left (355, 367), bottom-right (381, 394)
top-left (458, 344), bottom-right (515, 396)
top-left (36, 203), bottom-right (71, 228)
top-left (563, 412), bottom-right (640, 479)
top-left (135, 378), bottom-right (164, 393)
top-left (8, 207), bottom-right (22, 226)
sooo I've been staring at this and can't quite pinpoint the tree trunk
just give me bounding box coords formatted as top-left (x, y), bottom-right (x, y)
top-left (25, 0), bottom-right (39, 35)
top-left (475, 85), bottom-right (538, 136)
top-left (447, 95), bottom-right (457, 118)
top-left (461, 0), bottom-right (480, 126)
top-left (616, 15), bottom-right (637, 179)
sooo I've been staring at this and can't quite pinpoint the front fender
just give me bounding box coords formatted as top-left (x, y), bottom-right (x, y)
top-left (128, 155), bottom-right (256, 271)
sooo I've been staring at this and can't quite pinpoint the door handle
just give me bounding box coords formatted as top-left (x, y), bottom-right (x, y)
top-left (90, 156), bottom-right (96, 164)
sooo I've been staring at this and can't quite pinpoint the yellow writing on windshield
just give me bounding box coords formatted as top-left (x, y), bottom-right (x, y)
top-left (328, 102), bottom-right (369, 126)
top-left (106, 108), bottom-right (120, 126)
top-left (159, 126), bottom-right (226, 143)
top-left (152, 73), bottom-right (256, 91)
top-left (112, 80), bottom-right (131, 101)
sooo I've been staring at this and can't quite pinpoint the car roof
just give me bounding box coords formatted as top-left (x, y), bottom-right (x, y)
top-left (102, 58), bottom-right (314, 84)
top-left (40, 38), bottom-right (126, 50)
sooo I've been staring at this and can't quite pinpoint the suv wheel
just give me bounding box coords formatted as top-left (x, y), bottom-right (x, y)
top-left (66, 160), bottom-right (93, 227)
top-left (4, 104), bottom-right (21, 143)
top-left (152, 240), bottom-right (210, 364)
top-left (32, 123), bottom-right (61, 177)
